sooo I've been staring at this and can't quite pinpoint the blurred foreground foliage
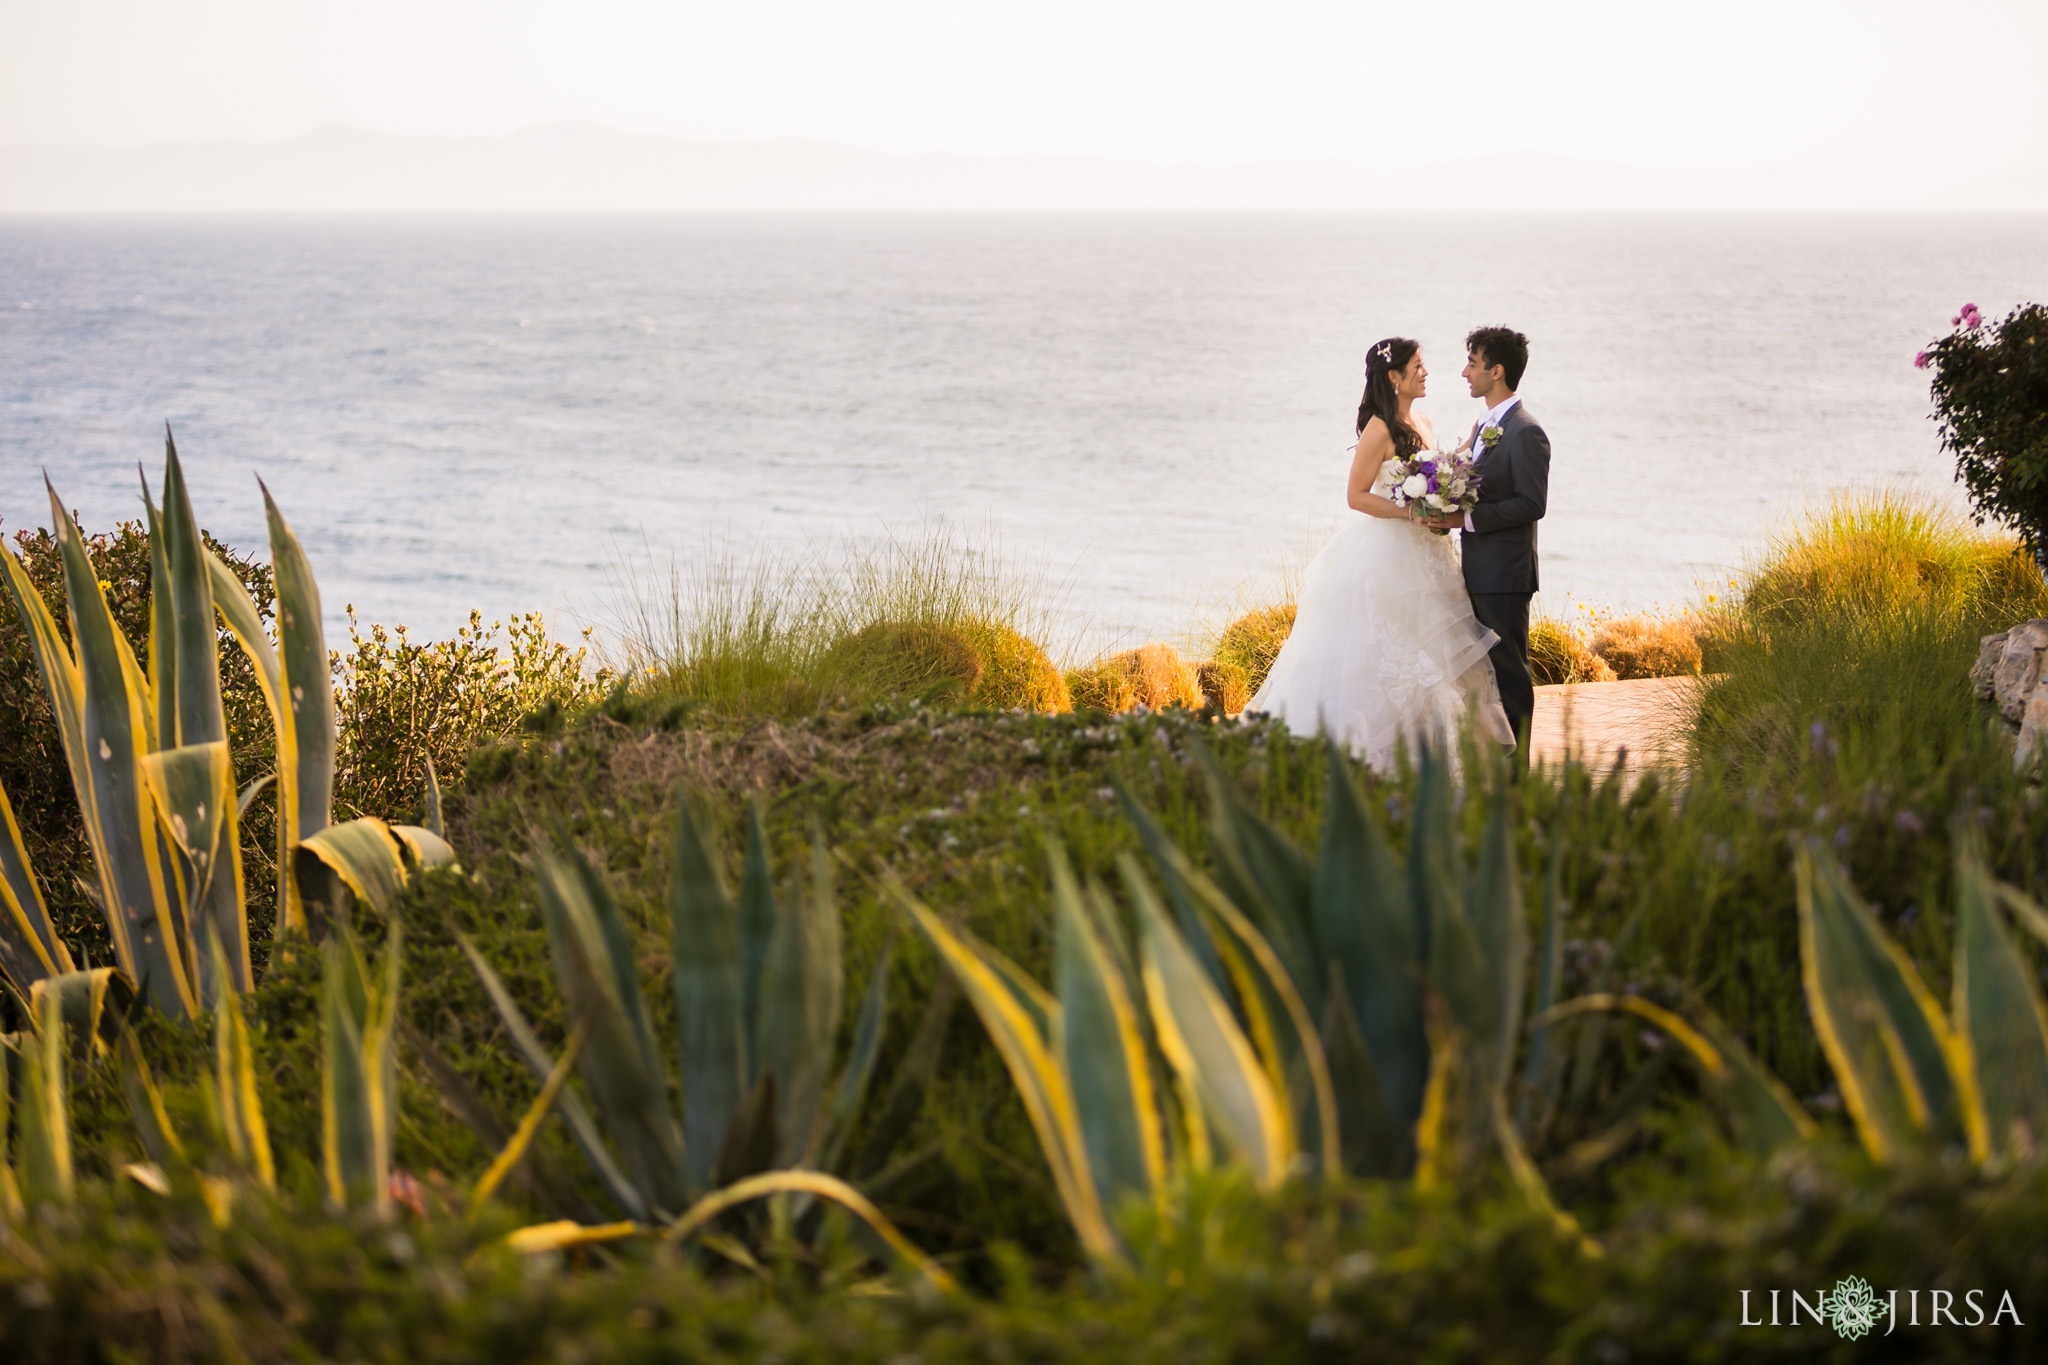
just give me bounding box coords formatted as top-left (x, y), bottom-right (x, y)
top-left (14, 492), bottom-right (2048, 1359)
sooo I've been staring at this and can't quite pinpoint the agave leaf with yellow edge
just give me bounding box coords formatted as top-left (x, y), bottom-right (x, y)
top-left (454, 931), bottom-right (649, 1222)
top-left (0, 777), bottom-right (73, 992)
top-left (143, 439), bottom-right (249, 1003)
top-left (664, 1169), bottom-right (956, 1293)
top-left (1051, 850), bottom-right (1167, 1216)
top-left (260, 480), bottom-right (334, 843)
top-left (204, 551), bottom-right (302, 931)
top-left (895, 884), bottom-right (1115, 1259)
top-left (15, 990), bottom-right (74, 1206)
top-left (296, 818), bottom-right (410, 924)
top-left (502, 1220), bottom-right (644, 1256)
top-left (1532, 993), bottom-right (1816, 1154)
top-left (1133, 848), bottom-right (1339, 1177)
top-left (27, 966), bottom-right (135, 1059)
top-left (320, 925), bottom-right (399, 1213)
top-left (1797, 841), bottom-right (1971, 1164)
top-left (1952, 838), bottom-right (2048, 1162)
top-left (471, 1021), bottom-right (590, 1216)
top-left (210, 933), bottom-right (275, 1190)
top-left (390, 824), bottom-right (457, 874)
top-left (115, 1022), bottom-right (186, 1173)
top-left (41, 488), bottom-right (192, 1015)
top-left (532, 840), bottom-right (687, 1219)
top-left (1491, 1090), bottom-right (1601, 1260)
top-left (141, 740), bottom-right (247, 998)
top-left (1128, 868), bottom-right (1292, 1188)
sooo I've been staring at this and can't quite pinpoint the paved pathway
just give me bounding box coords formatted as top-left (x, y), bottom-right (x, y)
top-left (1527, 675), bottom-right (1703, 779)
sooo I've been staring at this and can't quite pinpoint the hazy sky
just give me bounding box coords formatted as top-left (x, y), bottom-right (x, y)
top-left (3, 0), bottom-right (2044, 174)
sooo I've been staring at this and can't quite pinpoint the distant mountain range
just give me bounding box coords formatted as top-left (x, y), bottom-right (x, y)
top-left (2, 123), bottom-right (2041, 212)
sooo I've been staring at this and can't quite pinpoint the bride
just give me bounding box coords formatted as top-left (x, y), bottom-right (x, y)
top-left (1246, 337), bottom-right (1514, 768)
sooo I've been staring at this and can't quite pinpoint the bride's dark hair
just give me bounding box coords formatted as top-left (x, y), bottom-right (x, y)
top-left (1356, 336), bottom-right (1424, 457)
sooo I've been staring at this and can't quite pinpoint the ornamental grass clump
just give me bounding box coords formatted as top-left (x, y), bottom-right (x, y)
top-left (820, 621), bottom-right (983, 704)
top-left (1589, 615), bottom-right (1701, 680)
top-left (1194, 659), bottom-right (1250, 713)
top-left (1528, 618), bottom-right (1614, 685)
top-left (612, 523), bottom-right (1074, 717)
top-left (1214, 604), bottom-right (1295, 695)
top-left (1691, 491), bottom-right (2048, 777)
top-left (1065, 644), bottom-right (1202, 713)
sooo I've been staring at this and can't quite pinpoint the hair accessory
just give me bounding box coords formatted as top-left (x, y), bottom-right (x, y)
top-left (1375, 342), bottom-right (1393, 366)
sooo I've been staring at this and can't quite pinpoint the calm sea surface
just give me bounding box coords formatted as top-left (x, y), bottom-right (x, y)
top-left (3, 214), bottom-right (2044, 655)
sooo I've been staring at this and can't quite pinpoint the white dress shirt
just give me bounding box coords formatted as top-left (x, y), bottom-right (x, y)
top-left (1462, 394), bottom-right (1522, 534)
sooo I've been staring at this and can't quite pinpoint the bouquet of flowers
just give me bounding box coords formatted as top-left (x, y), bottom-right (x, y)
top-left (1385, 448), bottom-right (1483, 534)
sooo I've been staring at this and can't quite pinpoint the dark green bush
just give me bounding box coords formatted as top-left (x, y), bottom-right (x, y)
top-left (1924, 301), bottom-right (2048, 558)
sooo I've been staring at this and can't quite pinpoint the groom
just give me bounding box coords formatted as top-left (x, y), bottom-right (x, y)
top-left (1431, 326), bottom-right (1548, 760)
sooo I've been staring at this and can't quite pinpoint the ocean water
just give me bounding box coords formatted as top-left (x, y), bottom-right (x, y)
top-left (2, 213), bottom-right (2043, 656)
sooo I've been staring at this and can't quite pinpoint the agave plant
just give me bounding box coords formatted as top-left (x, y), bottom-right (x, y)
top-left (1797, 831), bottom-right (2048, 1167)
top-left (0, 434), bottom-right (450, 1015)
top-left (1, 990), bottom-right (74, 1218)
top-left (900, 843), bottom-right (1323, 1261)
top-left (918, 739), bottom-right (1815, 1261)
top-left (455, 795), bottom-right (893, 1225)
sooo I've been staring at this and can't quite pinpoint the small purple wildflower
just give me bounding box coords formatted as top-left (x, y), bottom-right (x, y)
top-left (1894, 809), bottom-right (1924, 835)
top-left (1914, 351), bottom-right (1930, 369)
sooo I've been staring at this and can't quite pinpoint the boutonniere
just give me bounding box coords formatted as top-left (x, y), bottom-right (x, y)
top-left (1479, 424), bottom-right (1505, 448)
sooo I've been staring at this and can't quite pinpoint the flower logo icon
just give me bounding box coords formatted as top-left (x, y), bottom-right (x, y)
top-left (1824, 1275), bottom-right (1881, 1340)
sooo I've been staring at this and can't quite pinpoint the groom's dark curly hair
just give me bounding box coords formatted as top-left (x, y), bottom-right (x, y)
top-left (1466, 326), bottom-right (1530, 391)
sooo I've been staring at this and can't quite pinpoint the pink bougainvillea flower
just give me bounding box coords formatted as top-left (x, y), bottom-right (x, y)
top-left (1914, 351), bottom-right (1930, 369)
top-left (1953, 315), bottom-right (1963, 325)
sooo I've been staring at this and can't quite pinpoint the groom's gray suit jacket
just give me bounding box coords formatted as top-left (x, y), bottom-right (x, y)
top-left (1459, 401), bottom-right (1550, 595)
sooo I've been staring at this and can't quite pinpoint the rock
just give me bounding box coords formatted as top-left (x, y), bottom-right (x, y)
top-left (2018, 687), bottom-right (2048, 773)
top-left (1973, 631), bottom-right (2010, 701)
top-left (1992, 620), bottom-right (2048, 724)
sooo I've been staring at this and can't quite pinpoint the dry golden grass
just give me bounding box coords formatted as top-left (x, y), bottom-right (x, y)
top-left (1591, 615), bottom-right (1703, 680)
top-left (1529, 617), bottom-right (1616, 685)
top-left (1065, 642), bottom-right (1205, 712)
top-left (962, 620), bottom-right (1071, 713)
top-left (1065, 660), bottom-right (1138, 712)
top-left (1195, 659), bottom-right (1251, 713)
top-left (1215, 604), bottom-right (1296, 694)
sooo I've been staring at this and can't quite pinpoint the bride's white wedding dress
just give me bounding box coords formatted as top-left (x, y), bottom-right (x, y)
top-left (1247, 458), bottom-right (1514, 769)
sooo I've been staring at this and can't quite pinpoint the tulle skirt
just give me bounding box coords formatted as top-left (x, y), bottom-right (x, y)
top-left (1246, 515), bottom-right (1514, 770)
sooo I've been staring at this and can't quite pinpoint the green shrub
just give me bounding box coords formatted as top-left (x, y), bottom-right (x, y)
top-left (332, 608), bottom-right (608, 822)
top-left (7, 1139), bottom-right (2048, 1362)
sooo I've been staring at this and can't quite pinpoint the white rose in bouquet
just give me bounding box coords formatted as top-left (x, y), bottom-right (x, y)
top-left (1401, 473), bottom-right (1429, 499)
